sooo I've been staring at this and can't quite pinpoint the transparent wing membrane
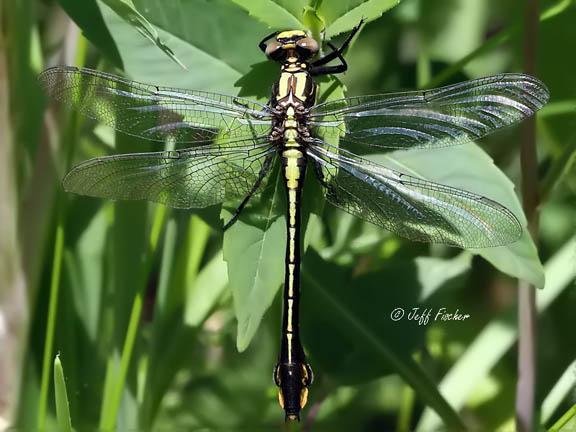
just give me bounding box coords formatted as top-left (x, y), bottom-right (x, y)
top-left (307, 141), bottom-right (522, 248)
top-left (63, 139), bottom-right (276, 208)
top-left (39, 66), bottom-right (273, 143)
top-left (40, 66), bottom-right (544, 248)
top-left (309, 74), bottom-right (549, 151)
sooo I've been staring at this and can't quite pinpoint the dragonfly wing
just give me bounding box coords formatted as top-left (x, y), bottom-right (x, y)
top-left (63, 139), bottom-right (276, 208)
top-left (39, 66), bottom-right (273, 143)
top-left (309, 74), bottom-right (549, 151)
top-left (306, 141), bottom-right (521, 248)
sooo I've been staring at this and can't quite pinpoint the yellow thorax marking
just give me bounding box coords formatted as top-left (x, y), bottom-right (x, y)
top-left (278, 73), bottom-right (290, 99)
top-left (277, 30), bottom-right (306, 39)
top-left (293, 72), bottom-right (307, 100)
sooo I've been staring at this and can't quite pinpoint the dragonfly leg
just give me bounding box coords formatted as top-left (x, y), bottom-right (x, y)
top-left (311, 18), bottom-right (364, 68)
top-left (310, 42), bottom-right (348, 76)
top-left (223, 154), bottom-right (274, 231)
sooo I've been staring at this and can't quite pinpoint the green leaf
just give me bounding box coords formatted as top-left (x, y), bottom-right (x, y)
top-left (98, 0), bottom-right (270, 94)
top-left (541, 359), bottom-right (576, 423)
top-left (229, 0), bottom-right (303, 30)
top-left (416, 252), bottom-right (473, 300)
top-left (222, 164), bottom-right (286, 352)
top-left (371, 144), bottom-right (545, 288)
top-left (100, 0), bottom-right (185, 68)
top-left (98, 2), bottom-right (240, 93)
top-left (275, 0), bottom-right (308, 22)
top-left (185, 251), bottom-right (229, 327)
top-left (416, 235), bottom-right (576, 432)
top-left (134, 0), bottom-right (270, 74)
top-left (301, 250), bottom-right (426, 383)
top-left (54, 355), bottom-right (73, 432)
top-left (549, 404), bottom-right (576, 432)
top-left (322, 0), bottom-right (401, 38)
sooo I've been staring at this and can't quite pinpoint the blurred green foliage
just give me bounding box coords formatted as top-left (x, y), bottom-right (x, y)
top-left (1, 0), bottom-right (576, 431)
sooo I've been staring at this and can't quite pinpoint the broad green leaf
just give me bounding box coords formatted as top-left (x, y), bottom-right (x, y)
top-left (99, 0), bottom-right (270, 94)
top-left (100, 0), bottom-right (185, 68)
top-left (322, 0), bottom-right (401, 38)
top-left (54, 355), bottom-right (73, 432)
top-left (229, 0), bottom-right (303, 30)
top-left (185, 251), bottom-right (229, 326)
top-left (65, 204), bottom-right (109, 341)
top-left (275, 0), bottom-right (308, 22)
top-left (99, 2), bottom-right (241, 94)
top-left (134, 0), bottom-right (270, 74)
top-left (302, 250), bottom-right (426, 383)
top-left (371, 144), bottom-right (545, 288)
top-left (416, 252), bottom-right (473, 300)
top-left (471, 231), bottom-right (545, 289)
top-left (416, 235), bottom-right (576, 432)
top-left (222, 164), bottom-right (286, 352)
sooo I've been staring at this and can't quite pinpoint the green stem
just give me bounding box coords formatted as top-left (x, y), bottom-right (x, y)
top-left (38, 220), bottom-right (65, 429)
top-left (548, 404), bottom-right (576, 432)
top-left (99, 293), bottom-right (143, 430)
top-left (396, 384), bottom-right (416, 432)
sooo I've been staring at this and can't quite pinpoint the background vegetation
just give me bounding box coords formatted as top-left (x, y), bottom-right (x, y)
top-left (1, 0), bottom-right (575, 430)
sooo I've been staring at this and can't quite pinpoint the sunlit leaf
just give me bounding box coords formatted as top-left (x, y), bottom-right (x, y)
top-left (100, 0), bottom-right (186, 68)
top-left (322, 0), bottom-right (401, 37)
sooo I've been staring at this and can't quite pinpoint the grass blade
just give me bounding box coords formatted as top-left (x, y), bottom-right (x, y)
top-left (38, 221), bottom-right (65, 429)
top-left (53, 355), bottom-right (73, 432)
top-left (542, 359), bottom-right (576, 424)
top-left (548, 404), bottom-right (576, 432)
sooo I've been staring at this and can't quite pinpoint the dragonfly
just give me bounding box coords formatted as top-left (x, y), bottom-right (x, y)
top-left (39, 20), bottom-right (549, 421)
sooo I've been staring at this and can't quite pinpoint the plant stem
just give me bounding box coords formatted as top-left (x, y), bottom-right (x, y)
top-left (516, 0), bottom-right (540, 430)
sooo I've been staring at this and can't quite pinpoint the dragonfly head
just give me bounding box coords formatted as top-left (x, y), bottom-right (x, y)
top-left (265, 30), bottom-right (319, 62)
top-left (274, 361), bottom-right (314, 421)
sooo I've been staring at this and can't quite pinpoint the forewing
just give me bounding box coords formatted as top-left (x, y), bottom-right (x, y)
top-left (306, 142), bottom-right (521, 248)
top-left (39, 66), bottom-right (273, 143)
top-left (63, 139), bottom-right (276, 208)
top-left (309, 74), bottom-right (549, 150)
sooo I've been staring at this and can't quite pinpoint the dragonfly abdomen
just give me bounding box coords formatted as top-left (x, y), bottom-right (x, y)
top-left (273, 60), bottom-right (316, 421)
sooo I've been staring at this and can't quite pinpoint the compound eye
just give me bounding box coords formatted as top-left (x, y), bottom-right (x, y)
top-left (265, 41), bottom-right (286, 61)
top-left (296, 37), bottom-right (319, 58)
